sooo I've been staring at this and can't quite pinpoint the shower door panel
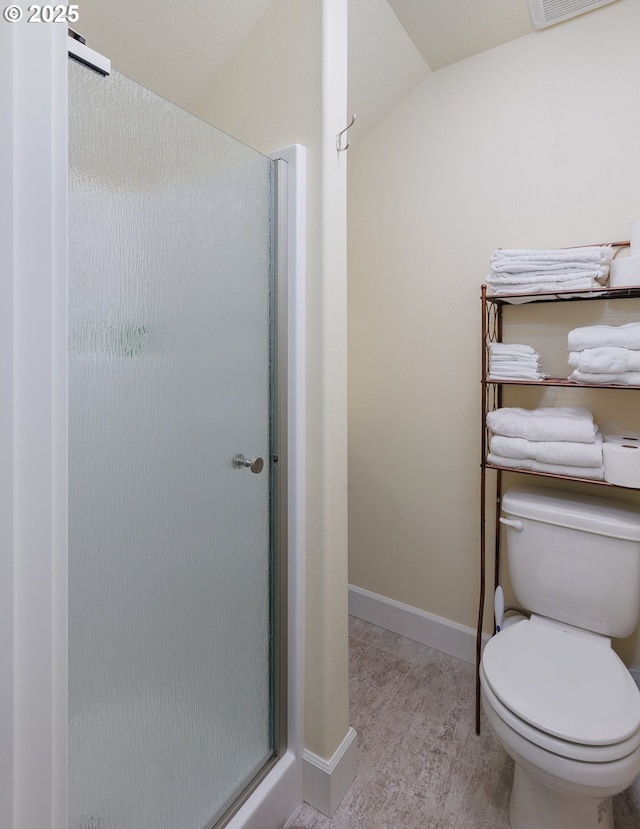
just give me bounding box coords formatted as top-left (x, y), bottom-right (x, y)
top-left (68, 60), bottom-right (277, 829)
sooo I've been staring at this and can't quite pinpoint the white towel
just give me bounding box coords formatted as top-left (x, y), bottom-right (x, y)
top-left (568, 369), bottom-right (640, 385)
top-left (489, 363), bottom-right (540, 371)
top-left (488, 343), bottom-right (538, 355)
top-left (568, 347), bottom-right (640, 374)
top-left (486, 453), bottom-right (605, 480)
top-left (490, 356), bottom-right (542, 368)
top-left (489, 363), bottom-right (543, 380)
top-left (489, 375), bottom-right (547, 381)
top-left (489, 368), bottom-right (548, 380)
top-left (490, 350), bottom-right (540, 360)
top-left (488, 342), bottom-right (547, 380)
top-left (486, 406), bottom-right (597, 443)
top-left (490, 358), bottom-right (542, 368)
top-left (490, 357), bottom-right (541, 366)
top-left (491, 246), bottom-right (611, 263)
top-left (567, 322), bottom-right (640, 351)
top-left (487, 247), bottom-right (613, 298)
top-left (490, 432), bottom-right (603, 467)
top-left (487, 268), bottom-right (607, 284)
top-left (490, 246), bottom-right (612, 271)
top-left (487, 276), bottom-right (605, 296)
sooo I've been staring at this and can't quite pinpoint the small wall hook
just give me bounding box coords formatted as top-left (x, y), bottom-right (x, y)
top-left (336, 114), bottom-right (356, 152)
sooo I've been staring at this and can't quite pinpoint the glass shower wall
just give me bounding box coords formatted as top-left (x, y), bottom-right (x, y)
top-left (68, 59), bottom-right (278, 829)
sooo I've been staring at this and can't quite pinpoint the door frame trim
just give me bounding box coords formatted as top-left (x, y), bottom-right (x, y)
top-left (217, 145), bottom-right (307, 829)
top-left (0, 20), bottom-right (69, 829)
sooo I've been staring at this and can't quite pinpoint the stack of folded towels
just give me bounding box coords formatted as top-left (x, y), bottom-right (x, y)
top-left (486, 406), bottom-right (604, 480)
top-left (486, 246), bottom-right (613, 297)
top-left (488, 343), bottom-right (548, 381)
top-left (567, 322), bottom-right (640, 385)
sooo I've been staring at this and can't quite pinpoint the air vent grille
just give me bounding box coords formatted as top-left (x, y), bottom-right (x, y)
top-left (528, 0), bottom-right (620, 29)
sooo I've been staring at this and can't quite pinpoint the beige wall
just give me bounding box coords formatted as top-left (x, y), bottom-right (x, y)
top-left (348, 0), bottom-right (640, 661)
top-left (197, 0), bottom-right (350, 761)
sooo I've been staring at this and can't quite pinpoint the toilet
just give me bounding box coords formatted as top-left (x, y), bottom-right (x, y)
top-left (480, 484), bottom-right (640, 829)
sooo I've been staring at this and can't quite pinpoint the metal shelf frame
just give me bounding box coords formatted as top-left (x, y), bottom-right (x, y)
top-left (476, 281), bottom-right (640, 735)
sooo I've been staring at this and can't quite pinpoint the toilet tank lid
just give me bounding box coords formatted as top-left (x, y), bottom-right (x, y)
top-left (501, 485), bottom-right (640, 541)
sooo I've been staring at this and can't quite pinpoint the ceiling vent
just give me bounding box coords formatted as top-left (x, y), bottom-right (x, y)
top-left (528, 0), bottom-right (620, 29)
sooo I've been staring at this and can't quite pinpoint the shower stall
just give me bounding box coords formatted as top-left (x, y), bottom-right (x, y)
top-left (1, 24), bottom-right (304, 829)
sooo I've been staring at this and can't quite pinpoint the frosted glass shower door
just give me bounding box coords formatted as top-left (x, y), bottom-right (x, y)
top-left (68, 59), bottom-right (279, 829)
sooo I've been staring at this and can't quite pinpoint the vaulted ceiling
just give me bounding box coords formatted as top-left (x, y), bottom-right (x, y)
top-left (70, 0), bottom-right (563, 143)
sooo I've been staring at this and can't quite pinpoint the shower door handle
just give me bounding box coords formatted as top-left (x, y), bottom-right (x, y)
top-left (232, 454), bottom-right (264, 474)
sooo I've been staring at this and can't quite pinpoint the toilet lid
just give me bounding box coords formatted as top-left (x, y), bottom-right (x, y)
top-left (482, 618), bottom-right (640, 746)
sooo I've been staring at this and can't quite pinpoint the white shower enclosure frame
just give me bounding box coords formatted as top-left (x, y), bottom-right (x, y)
top-left (0, 20), bottom-right (305, 829)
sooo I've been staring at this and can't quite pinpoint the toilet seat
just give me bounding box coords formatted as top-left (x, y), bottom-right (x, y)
top-left (482, 617), bottom-right (640, 759)
top-left (481, 664), bottom-right (640, 764)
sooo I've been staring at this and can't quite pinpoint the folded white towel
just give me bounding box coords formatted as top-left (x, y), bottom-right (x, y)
top-left (568, 369), bottom-right (640, 385)
top-left (487, 276), bottom-right (605, 296)
top-left (568, 347), bottom-right (640, 374)
top-left (490, 359), bottom-right (541, 368)
top-left (490, 359), bottom-right (540, 367)
top-left (489, 362), bottom-right (547, 380)
top-left (487, 247), bottom-right (613, 298)
top-left (488, 342), bottom-right (546, 380)
top-left (490, 357), bottom-right (540, 365)
top-left (490, 350), bottom-right (540, 360)
top-left (486, 453), bottom-right (605, 480)
top-left (489, 367), bottom-right (544, 376)
top-left (567, 322), bottom-right (640, 351)
top-left (488, 343), bottom-right (538, 355)
top-left (486, 406), bottom-right (597, 443)
top-left (490, 291), bottom-right (603, 306)
top-left (490, 246), bottom-right (612, 272)
top-left (487, 268), bottom-right (607, 284)
top-left (489, 360), bottom-right (539, 369)
top-left (491, 246), bottom-right (612, 261)
top-left (489, 369), bottom-right (548, 380)
top-left (489, 374), bottom-right (548, 381)
top-left (490, 432), bottom-right (603, 467)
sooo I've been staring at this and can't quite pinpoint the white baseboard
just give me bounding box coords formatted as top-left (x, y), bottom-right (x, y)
top-left (302, 727), bottom-right (358, 817)
top-left (348, 584), bottom-right (489, 665)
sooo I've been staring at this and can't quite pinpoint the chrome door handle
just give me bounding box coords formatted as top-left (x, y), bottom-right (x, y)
top-left (232, 454), bottom-right (264, 474)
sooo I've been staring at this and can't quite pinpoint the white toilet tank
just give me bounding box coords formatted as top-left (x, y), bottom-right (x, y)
top-left (501, 485), bottom-right (640, 638)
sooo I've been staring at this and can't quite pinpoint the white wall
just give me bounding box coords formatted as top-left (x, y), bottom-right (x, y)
top-left (348, 0), bottom-right (640, 662)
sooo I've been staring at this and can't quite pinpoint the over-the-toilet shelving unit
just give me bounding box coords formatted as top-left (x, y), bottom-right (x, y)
top-left (476, 280), bottom-right (640, 735)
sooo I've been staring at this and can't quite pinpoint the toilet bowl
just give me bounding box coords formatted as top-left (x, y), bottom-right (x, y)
top-left (481, 616), bottom-right (640, 829)
top-left (479, 484), bottom-right (640, 829)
